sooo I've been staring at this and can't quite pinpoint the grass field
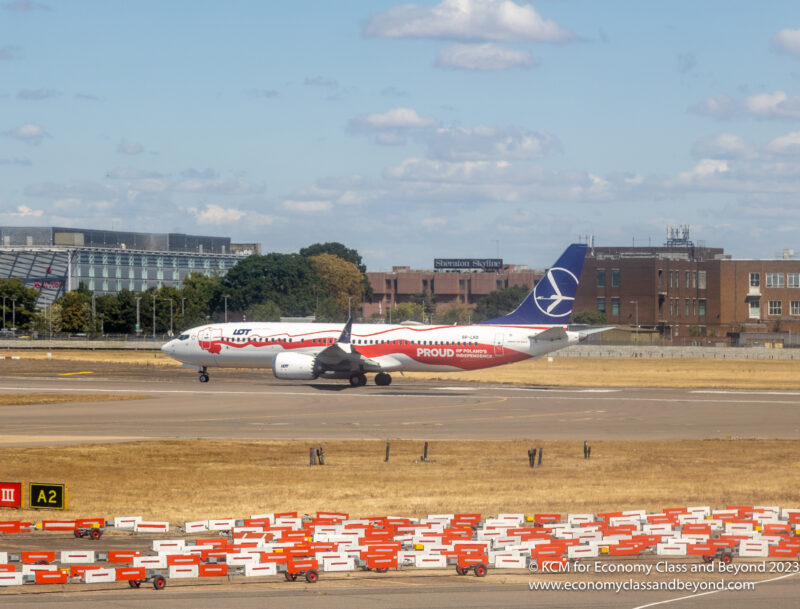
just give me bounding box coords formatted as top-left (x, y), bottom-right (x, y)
top-left (3, 439), bottom-right (798, 523)
top-left (0, 394), bottom-right (148, 406)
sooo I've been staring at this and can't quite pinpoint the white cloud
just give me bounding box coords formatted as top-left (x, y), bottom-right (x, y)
top-left (687, 94), bottom-right (735, 119)
top-left (174, 178), bottom-right (262, 195)
top-left (673, 159), bottom-right (729, 185)
top-left (117, 139), bottom-right (143, 155)
top-left (9, 204), bottom-right (42, 217)
top-left (5, 123), bottom-right (47, 144)
top-left (436, 43), bottom-right (534, 71)
top-left (352, 107), bottom-right (436, 130)
top-left (692, 133), bottom-right (752, 159)
top-left (364, 0), bottom-right (574, 43)
top-left (743, 91), bottom-right (800, 119)
top-left (772, 27), bottom-right (800, 56)
top-left (765, 131), bottom-right (800, 155)
top-left (281, 199), bottom-right (332, 213)
top-left (427, 125), bottom-right (557, 160)
top-left (188, 204), bottom-right (246, 224)
top-left (421, 217), bottom-right (447, 229)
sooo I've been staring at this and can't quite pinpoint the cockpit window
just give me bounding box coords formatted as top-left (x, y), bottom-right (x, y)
top-left (178, 334), bottom-right (190, 341)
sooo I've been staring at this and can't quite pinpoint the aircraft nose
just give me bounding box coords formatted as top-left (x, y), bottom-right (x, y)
top-left (161, 340), bottom-right (175, 355)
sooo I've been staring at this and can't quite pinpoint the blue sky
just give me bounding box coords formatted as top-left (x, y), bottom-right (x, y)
top-left (3, 0), bottom-right (800, 270)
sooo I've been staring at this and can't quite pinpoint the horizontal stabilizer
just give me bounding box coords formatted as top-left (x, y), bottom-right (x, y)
top-left (531, 326), bottom-right (568, 342)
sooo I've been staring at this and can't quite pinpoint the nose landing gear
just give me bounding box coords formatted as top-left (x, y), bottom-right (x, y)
top-left (198, 367), bottom-right (209, 383)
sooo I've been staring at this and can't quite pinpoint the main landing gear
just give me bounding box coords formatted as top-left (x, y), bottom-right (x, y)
top-left (198, 367), bottom-right (209, 383)
top-left (349, 372), bottom-right (393, 387)
top-left (349, 373), bottom-right (367, 387)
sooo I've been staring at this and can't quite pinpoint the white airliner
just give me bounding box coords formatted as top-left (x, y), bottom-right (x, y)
top-left (161, 244), bottom-right (596, 386)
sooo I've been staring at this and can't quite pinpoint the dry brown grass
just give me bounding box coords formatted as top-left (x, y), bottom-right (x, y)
top-left (0, 349), bottom-right (179, 366)
top-left (3, 439), bottom-right (798, 523)
top-left (0, 394), bottom-right (149, 406)
top-left (406, 357), bottom-right (800, 389)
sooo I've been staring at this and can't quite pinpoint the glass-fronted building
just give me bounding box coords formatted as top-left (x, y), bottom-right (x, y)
top-left (0, 227), bottom-right (258, 307)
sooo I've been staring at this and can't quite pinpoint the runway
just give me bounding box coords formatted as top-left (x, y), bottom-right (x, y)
top-left (1, 372), bottom-right (800, 445)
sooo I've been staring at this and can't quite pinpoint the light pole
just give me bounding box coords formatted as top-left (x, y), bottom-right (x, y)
top-left (164, 299), bottom-right (174, 335)
top-left (224, 295), bottom-right (229, 323)
top-left (181, 297), bottom-right (186, 318)
top-left (630, 300), bottom-right (638, 344)
top-left (152, 295), bottom-right (157, 338)
top-left (91, 293), bottom-right (96, 333)
top-left (11, 299), bottom-right (16, 331)
top-left (135, 296), bottom-right (141, 335)
top-left (2, 296), bottom-right (5, 330)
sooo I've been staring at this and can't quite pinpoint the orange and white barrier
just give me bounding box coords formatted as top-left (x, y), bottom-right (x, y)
top-left (169, 565), bottom-right (199, 579)
top-left (113, 516), bottom-right (141, 529)
top-left (134, 521), bottom-right (169, 533)
top-left (245, 563), bottom-right (277, 577)
top-left (60, 551), bottom-right (95, 564)
top-left (85, 568), bottom-right (116, 583)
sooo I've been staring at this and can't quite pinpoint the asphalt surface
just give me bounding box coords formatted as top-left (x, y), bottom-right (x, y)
top-left (1, 372), bottom-right (800, 444)
top-left (1, 366), bottom-right (799, 607)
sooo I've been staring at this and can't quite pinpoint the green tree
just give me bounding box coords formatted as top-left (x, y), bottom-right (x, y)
top-left (300, 242), bottom-right (373, 302)
top-left (436, 304), bottom-right (473, 325)
top-left (571, 310), bottom-right (607, 325)
top-left (472, 285), bottom-right (530, 323)
top-left (245, 301), bottom-right (281, 322)
top-left (182, 272), bottom-right (223, 328)
top-left (409, 289), bottom-right (436, 322)
top-left (222, 254), bottom-right (318, 317)
top-left (386, 302), bottom-right (424, 323)
top-left (300, 242), bottom-right (366, 272)
top-left (315, 296), bottom-right (347, 322)
top-left (0, 278), bottom-right (40, 331)
top-left (58, 290), bottom-right (91, 333)
top-left (310, 253), bottom-right (364, 314)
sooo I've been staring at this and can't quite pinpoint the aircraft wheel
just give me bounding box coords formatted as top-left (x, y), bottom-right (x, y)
top-left (199, 373), bottom-right (209, 383)
top-left (349, 375), bottom-right (361, 387)
top-left (358, 374), bottom-right (367, 386)
top-left (375, 372), bottom-right (392, 386)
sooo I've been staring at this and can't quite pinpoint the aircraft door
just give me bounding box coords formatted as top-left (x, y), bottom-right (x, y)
top-left (493, 333), bottom-right (505, 356)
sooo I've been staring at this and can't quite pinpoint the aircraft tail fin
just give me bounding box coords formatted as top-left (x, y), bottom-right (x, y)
top-left (479, 243), bottom-right (588, 325)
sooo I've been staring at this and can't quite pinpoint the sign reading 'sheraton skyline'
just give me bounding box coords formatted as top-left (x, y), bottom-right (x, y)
top-left (1, 1), bottom-right (800, 268)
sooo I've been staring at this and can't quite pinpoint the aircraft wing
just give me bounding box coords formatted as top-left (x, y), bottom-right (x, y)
top-left (314, 318), bottom-right (383, 374)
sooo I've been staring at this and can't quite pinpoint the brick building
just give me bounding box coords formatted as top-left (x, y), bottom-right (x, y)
top-left (574, 240), bottom-right (800, 339)
top-left (365, 265), bottom-right (541, 319)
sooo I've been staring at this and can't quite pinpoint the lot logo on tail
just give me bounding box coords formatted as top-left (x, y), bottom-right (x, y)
top-left (533, 267), bottom-right (579, 318)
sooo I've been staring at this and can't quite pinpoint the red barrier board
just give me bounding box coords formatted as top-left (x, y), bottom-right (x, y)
top-left (35, 570), bottom-right (68, 584)
top-left (22, 551), bottom-right (56, 565)
top-left (116, 567), bottom-right (146, 581)
top-left (0, 521), bottom-right (23, 534)
top-left (199, 563), bottom-right (228, 577)
top-left (0, 482), bottom-right (22, 508)
top-left (0, 565), bottom-right (16, 573)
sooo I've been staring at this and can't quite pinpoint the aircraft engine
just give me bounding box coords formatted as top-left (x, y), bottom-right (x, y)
top-left (272, 352), bottom-right (319, 380)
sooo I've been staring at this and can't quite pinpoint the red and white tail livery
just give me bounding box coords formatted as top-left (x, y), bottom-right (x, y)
top-left (161, 244), bottom-right (597, 386)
